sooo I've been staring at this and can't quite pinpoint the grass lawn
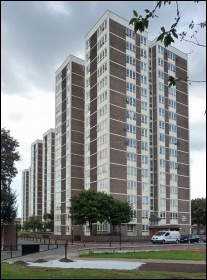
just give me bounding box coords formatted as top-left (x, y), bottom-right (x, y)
top-left (1, 249), bottom-right (206, 279)
top-left (78, 249), bottom-right (206, 261)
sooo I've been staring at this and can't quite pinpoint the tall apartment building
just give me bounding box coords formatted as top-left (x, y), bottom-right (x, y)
top-left (54, 55), bottom-right (85, 235)
top-left (21, 169), bottom-right (29, 225)
top-left (51, 10), bottom-right (190, 237)
top-left (83, 10), bottom-right (190, 236)
top-left (29, 139), bottom-right (43, 219)
top-left (42, 128), bottom-right (55, 216)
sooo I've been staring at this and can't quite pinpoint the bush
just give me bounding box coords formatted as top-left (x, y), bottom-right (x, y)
top-left (18, 231), bottom-right (29, 237)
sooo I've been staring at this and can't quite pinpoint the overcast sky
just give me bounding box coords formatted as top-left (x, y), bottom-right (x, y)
top-left (1, 1), bottom-right (206, 217)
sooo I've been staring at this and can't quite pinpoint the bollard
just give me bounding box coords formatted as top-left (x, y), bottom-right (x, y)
top-left (110, 241), bottom-right (111, 247)
top-left (65, 243), bottom-right (67, 259)
top-left (11, 245), bottom-right (13, 259)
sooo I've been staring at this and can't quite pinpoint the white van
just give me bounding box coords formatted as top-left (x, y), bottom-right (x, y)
top-left (151, 230), bottom-right (180, 244)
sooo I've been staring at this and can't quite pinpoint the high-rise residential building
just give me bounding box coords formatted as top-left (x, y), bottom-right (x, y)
top-left (83, 10), bottom-right (190, 236)
top-left (21, 169), bottom-right (29, 225)
top-left (42, 128), bottom-right (55, 216)
top-left (29, 139), bottom-right (43, 219)
top-left (54, 55), bottom-right (85, 235)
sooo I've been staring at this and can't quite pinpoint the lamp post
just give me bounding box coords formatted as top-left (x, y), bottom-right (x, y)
top-left (71, 212), bottom-right (74, 246)
top-left (119, 225), bottom-right (122, 251)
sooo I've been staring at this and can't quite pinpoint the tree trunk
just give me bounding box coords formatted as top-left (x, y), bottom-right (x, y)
top-left (1, 225), bottom-right (4, 251)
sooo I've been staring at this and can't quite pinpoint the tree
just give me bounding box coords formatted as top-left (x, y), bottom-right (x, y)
top-left (1, 128), bottom-right (21, 224)
top-left (1, 128), bottom-right (21, 183)
top-left (70, 190), bottom-right (114, 234)
top-left (191, 197), bottom-right (206, 234)
top-left (24, 216), bottom-right (43, 232)
top-left (129, 1), bottom-right (206, 86)
top-left (109, 199), bottom-right (133, 234)
top-left (43, 201), bottom-right (54, 232)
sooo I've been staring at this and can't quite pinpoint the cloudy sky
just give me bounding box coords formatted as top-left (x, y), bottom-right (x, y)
top-left (1, 1), bottom-right (206, 217)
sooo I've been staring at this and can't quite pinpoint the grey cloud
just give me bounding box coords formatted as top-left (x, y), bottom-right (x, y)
top-left (9, 112), bottom-right (24, 122)
top-left (190, 119), bottom-right (206, 152)
top-left (2, 1), bottom-right (206, 99)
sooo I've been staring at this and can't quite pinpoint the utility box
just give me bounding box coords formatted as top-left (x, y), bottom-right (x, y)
top-left (22, 244), bottom-right (39, 255)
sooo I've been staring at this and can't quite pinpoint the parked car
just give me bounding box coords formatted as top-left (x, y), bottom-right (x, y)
top-left (203, 236), bottom-right (206, 242)
top-left (180, 234), bottom-right (200, 243)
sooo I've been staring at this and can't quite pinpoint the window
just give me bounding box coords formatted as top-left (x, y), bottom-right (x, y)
top-left (142, 196), bottom-right (149, 204)
top-left (126, 41), bottom-right (136, 52)
top-left (160, 198), bottom-right (166, 207)
top-left (158, 82), bottom-right (164, 91)
top-left (97, 76), bottom-right (107, 90)
top-left (126, 96), bottom-right (136, 106)
top-left (97, 62), bottom-right (107, 77)
top-left (159, 120), bottom-right (165, 129)
top-left (126, 28), bottom-right (135, 38)
top-left (141, 141), bottom-right (148, 150)
top-left (160, 146), bottom-right (165, 155)
top-left (141, 88), bottom-right (147, 97)
top-left (141, 169), bottom-right (148, 177)
top-left (141, 101), bottom-right (147, 110)
top-left (141, 128), bottom-right (148, 137)
top-left (127, 152), bottom-right (137, 161)
top-left (168, 99), bottom-right (176, 108)
top-left (169, 148), bottom-right (177, 157)
top-left (97, 48), bottom-right (107, 63)
top-left (170, 174), bottom-right (178, 181)
top-left (168, 51), bottom-right (175, 60)
top-left (142, 183), bottom-right (148, 192)
top-left (168, 62), bottom-right (176, 72)
top-left (140, 49), bottom-right (147, 58)
top-left (127, 166), bottom-right (137, 176)
top-left (127, 195), bottom-right (137, 206)
top-left (126, 138), bottom-right (136, 147)
top-left (126, 82), bottom-right (136, 93)
top-left (97, 105), bottom-right (107, 117)
top-left (127, 225), bottom-right (134, 232)
top-left (169, 124), bottom-right (177, 133)
top-left (160, 159), bottom-right (165, 168)
top-left (160, 185), bottom-right (166, 193)
top-left (140, 35), bottom-right (147, 45)
top-left (140, 62), bottom-right (147, 71)
top-left (170, 199), bottom-right (178, 207)
top-left (170, 212), bottom-right (178, 219)
top-left (141, 75), bottom-right (147, 84)
top-left (159, 108), bottom-right (165, 117)
top-left (159, 95), bottom-right (165, 104)
top-left (141, 115), bottom-right (148, 124)
top-left (97, 33), bottom-right (107, 49)
top-left (126, 124), bottom-right (136, 134)
top-left (169, 111), bottom-right (176, 121)
top-left (126, 55), bottom-right (136, 65)
top-left (158, 58), bottom-right (164, 67)
top-left (168, 87), bottom-right (176, 96)
top-left (160, 211), bottom-right (166, 219)
top-left (127, 181), bottom-right (137, 189)
top-left (142, 224), bottom-right (149, 232)
top-left (158, 70), bottom-right (164, 79)
top-left (169, 136), bottom-right (177, 144)
top-left (158, 45), bottom-right (164, 54)
top-left (126, 69), bottom-right (136, 79)
top-left (141, 155), bottom-right (148, 164)
top-left (170, 186), bottom-right (178, 195)
top-left (159, 133), bottom-right (165, 142)
top-left (97, 91), bottom-right (107, 104)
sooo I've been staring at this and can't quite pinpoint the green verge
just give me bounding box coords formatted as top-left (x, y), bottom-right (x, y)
top-left (78, 250), bottom-right (206, 261)
top-left (1, 263), bottom-right (206, 279)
